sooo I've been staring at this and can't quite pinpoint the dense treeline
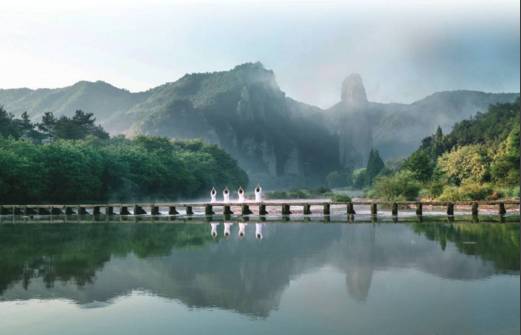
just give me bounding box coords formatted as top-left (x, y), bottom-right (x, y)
top-left (368, 99), bottom-right (520, 201)
top-left (0, 107), bottom-right (248, 203)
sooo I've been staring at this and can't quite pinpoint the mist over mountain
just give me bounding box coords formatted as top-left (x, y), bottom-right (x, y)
top-left (0, 62), bottom-right (517, 187)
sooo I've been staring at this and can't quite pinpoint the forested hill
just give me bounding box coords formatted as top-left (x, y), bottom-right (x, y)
top-left (0, 108), bottom-right (248, 203)
top-left (0, 63), bottom-right (517, 188)
top-left (369, 98), bottom-right (520, 201)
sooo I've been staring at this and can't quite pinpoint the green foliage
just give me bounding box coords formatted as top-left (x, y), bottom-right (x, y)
top-left (331, 194), bottom-right (352, 202)
top-left (265, 187), bottom-right (332, 200)
top-left (437, 182), bottom-right (494, 201)
top-left (351, 168), bottom-right (367, 189)
top-left (365, 149), bottom-right (385, 185)
top-left (378, 99), bottom-right (520, 201)
top-left (490, 126), bottom-right (520, 186)
top-left (437, 144), bottom-right (490, 185)
top-left (401, 149), bottom-right (434, 182)
top-left (369, 170), bottom-right (421, 201)
top-left (0, 136), bottom-right (247, 204)
top-left (413, 223), bottom-right (520, 271)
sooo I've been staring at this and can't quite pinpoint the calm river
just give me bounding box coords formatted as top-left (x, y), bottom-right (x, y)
top-left (0, 222), bottom-right (518, 334)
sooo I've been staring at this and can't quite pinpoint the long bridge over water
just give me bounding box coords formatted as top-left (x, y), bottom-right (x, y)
top-left (1, 200), bottom-right (519, 222)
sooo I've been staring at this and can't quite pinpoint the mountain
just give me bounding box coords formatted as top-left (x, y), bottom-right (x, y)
top-left (0, 80), bottom-right (150, 128)
top-left (0, 63), bottom-right (517, 187)
top-left (124, 63), bottom-right (340, 187)
top-left (368, 90), bottom-right (519, 159)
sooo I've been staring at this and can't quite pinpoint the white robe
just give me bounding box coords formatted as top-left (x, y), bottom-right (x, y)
top-left (254, 187), bottom-right (262, 202)
top-left (210, 222), bottom-right (219, 238)
top-left (255, 223), bottom-right (264, 240)
top-left (224, 222), bottom-right (233, 237)
top-left (238, 223), bottom-right (248, 238)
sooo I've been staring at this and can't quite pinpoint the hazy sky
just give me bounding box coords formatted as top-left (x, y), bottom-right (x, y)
top-left (1, 0), bottom-right (519, 107)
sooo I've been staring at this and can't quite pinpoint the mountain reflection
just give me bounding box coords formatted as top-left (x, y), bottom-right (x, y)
top-left (0, 223), bottom-right (518, 317)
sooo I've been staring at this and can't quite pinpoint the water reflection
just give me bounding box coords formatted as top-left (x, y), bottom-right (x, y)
top-left (0, 223), bottom-right (518, 318)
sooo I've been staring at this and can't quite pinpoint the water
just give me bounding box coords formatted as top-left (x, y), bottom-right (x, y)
top-left (0, 222), bottom-right (518, 334)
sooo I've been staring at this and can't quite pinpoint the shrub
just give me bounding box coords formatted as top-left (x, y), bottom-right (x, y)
top-left (331, 194), bottom-right (352, 202)
top-left (370, 170), bottom-right (421, 201)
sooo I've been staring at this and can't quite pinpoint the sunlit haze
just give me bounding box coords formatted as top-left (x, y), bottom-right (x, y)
top-left (0, 0), bottom-right (519, 107)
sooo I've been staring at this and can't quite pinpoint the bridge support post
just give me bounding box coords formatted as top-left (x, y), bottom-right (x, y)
top-left (151, 206), bottom-right (160, 215)
top-left (120, 206), bottom-right (130, 215)
top-left (259, 204), bottom-right (268, 215)
top-left (134, 205), bottom-right (146, 215)
top-left (93, 206), bottom-right (101, 216)
top-left (303, 204), bottom-right (311, 215)
top-left (51, 207), bottom-right (63, 215)
top-left (224, 205), bottom-right (233, 215)
top-left (498, 202), bottom-right (506, 217)
top-left (391, 203), bottom-right (398, 217)
top-left (471, 202), bottom-right (479, 220)
top-left (416, 202), bottom-right (422, 217)
top-left (447, 202), bottom-right (454, 216)
top-left (105, 206), bottom-right (114, 216)
top-left (241, 204), bottom-right (252, 215)
top-left (347, 202), bottom-right (356, 216)
top-left (65, 207), bottom-right (75, 215)
top-left (185, 206), bottom-right (193, 216)
top-left (205, 205), bottom-right (214, 216)
top-left (323, 203), bottom-right (330, 216)
top-left (169, 206), bottom-right (179, 215)
top-left (282, 204), bottom-right (291, 216)
top-left (370, 203), bottom-right (377, 217)
top-left (14, 207), bottom-right (24, 215)
top-left (78, 207), bottom-right (87, 215)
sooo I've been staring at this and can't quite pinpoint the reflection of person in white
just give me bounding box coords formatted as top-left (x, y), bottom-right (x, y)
top-left (255, 223), bottom-right (264, 240)
top-left (237, 186), bottom-right (245, 203)
top-left (210, 187), bottom-right (217, 203)
top-left (224, 222), bottom-right (233, 237)
top-left (210, 222), bottom-right (219, 239)
top-left (254, 184), bottom-right (262, 202)
top-left (223, 187), bottom-right (230, 203)
top-left (238, 222), bottom-right (248, 238)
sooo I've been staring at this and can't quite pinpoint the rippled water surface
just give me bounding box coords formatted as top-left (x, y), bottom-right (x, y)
top-left (0, 222), bottom-right (519, 335)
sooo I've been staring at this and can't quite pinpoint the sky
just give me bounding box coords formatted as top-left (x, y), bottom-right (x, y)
top-left (0, 0), bottom-right (519, 108)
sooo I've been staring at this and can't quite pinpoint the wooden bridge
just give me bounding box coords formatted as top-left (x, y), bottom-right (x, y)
top-left (0, 200), bottom-right (519, 221)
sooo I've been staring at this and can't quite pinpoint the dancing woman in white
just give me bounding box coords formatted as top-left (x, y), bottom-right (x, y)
top-left (223, 187), bottom-right (230, 203)
top-left (210, 222), bottom-right (219, 238)
top-left (238, 222), bottom-right (248, 238)
top-left (255, 223), bottom-right (264, 240)
top-left (224, 222), bottom-right (233, 237)
top-left (237, 186), bottom-right (245, 203)
top-left (254, 184), bottom-right (263, 202)
top-left (210, 187), bottom-right (217, 203)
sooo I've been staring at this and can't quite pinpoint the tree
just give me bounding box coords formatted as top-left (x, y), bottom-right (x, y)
top-left (490, 126), bottom-right (520, 186)
top-left (402, 149), bottom-right (434, 182)
top-left (365, 149), bottom-right (385, 185)
top-left (352, 168), bottom-right (367, 189)
top-left (437, 144), bottom-right (490, 186)
top-left (370, 170), bottom-right (421, 201)
top-left (38, 112), bottom-right (57, 140)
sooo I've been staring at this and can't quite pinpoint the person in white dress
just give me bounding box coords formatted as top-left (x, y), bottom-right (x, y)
top-left (238, 222), bottom-right (248, 239)
top-left (237, 186), bottom-right (245, 203)
top-left (224, 222), bottom-right (233, 237)
top-left (210, 187), bottom-right (217, 203)
top-left (255, 223), bottom-right (264, 240)
top-left (223, 187), bottom-right (230, 203)
top-left (210, 222), bottom-right (219, 239)
top-left (254, 184), bottom-right (263, 202)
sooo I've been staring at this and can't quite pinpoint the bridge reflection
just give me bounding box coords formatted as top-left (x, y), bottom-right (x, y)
top-left (0, 223), bottom-right (518, 317)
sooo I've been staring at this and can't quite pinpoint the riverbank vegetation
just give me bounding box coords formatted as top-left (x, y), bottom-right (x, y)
top-left (0, 108), bottom-right (248, 203)
top-left (368, 99), bottom-right (520, 201)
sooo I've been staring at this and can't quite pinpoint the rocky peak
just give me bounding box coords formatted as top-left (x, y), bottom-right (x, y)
top-left (341, 73), bottom-right (368, 108)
